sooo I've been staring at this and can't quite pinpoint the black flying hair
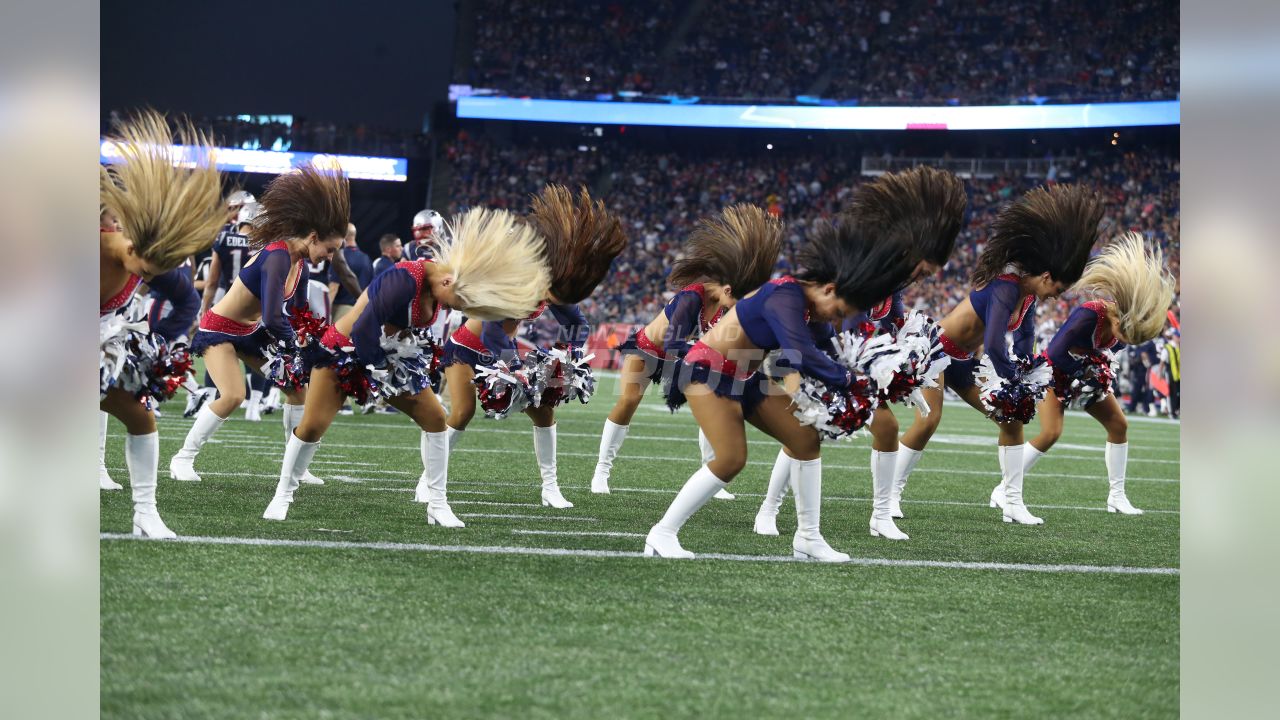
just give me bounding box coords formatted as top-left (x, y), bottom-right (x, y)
top-left (843, 166), bottom-right (968, 267)
top-left (795, 216), bottom-right (919, 312)
top-left (972, 184), bottom-right (1103, 288)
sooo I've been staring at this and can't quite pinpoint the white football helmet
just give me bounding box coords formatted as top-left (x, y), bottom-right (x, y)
top-left (227, 190), bottom-right (256, 208)
top-left (412, 209), bottom-right (445, 235)
top-left (237, 202), bottom-right (262, 225)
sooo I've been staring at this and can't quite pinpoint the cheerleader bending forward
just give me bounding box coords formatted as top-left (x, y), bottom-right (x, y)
top-left (894, 185), bottom-right (1103, 526)
top-left (441, 185), bottom-right (628, 510)
top-left (752, 166), bottom-right (968, 541)
top-left (1010, 233), bottom-right (1175, 515)
top-left (100, 111), bottom-right (225, 537)
top-left (263, 208), bottom-right (549, 523)
top-left (647, 217), bottom-right (925, 561)
top-left (170, 164), bottom-right (350, 484)
top-left (592, 204), bottom-right (783, 496)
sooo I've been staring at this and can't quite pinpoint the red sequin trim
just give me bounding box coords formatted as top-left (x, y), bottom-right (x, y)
top-left (321, 325), bottom-right (352, 352)
top-left (100, 274), bottom-right (142, 315)
top-left (1008, 294), bottom-right (1034, 331)
top-left (869, 296), bottom-right (893, 321)
top-left (394, 260), bottom-right (440, 327)
top-left (938, 333), bottom-right (974, 360)
top-left (449, 324), bottom-right (489, 353)
top-left (685, 342), bottom-right (752, 381)
top-left (525, 300), bottom-right (548, 321)
top-left (1082, 300), bottom-right (1117, 349)
top-left (635, 329), bottom-right (666, 359)
top-left (199, 311), bottom-right (259, 336)
top-left (703, 306), bottom-right (725, 333)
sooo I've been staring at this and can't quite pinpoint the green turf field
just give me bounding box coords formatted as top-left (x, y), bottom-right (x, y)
top-left (101, 371), bottom-right (1179, 718)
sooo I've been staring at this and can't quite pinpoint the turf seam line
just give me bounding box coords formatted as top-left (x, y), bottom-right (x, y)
top-left (98, 533), bottom-right (1179, 575)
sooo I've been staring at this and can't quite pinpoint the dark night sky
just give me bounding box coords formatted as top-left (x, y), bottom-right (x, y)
top-left (101, 0), bottom-right (457, 130)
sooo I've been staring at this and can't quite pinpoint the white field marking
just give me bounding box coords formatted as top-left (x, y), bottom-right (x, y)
top-left (123, 466), bottom-right (1180, 515)
top-left (456, 513), bottom-right (597, 522)
top-left (313, 528), bottom-right (354, 534)
top-left (310, 461), bottom-right (380, 467)
top-left (132, 430), bottom-right (1177, 471)
top-left (512, 529), bottom-right (646, 538)
top-left (98, 533), bottom-right (1178, 576)
top-left (450, 501), bottom-right (543, 508)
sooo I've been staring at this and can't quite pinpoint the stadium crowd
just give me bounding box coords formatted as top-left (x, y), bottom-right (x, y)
top-left (462, 0), bottom-right (1179, 104)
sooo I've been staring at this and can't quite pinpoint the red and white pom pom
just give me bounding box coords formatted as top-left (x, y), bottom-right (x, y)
top-left (880, 311), bottom-right (951, 415)
top-left (522, 346), bottom-right (597, 408)
top-left (974, 354), bottom-right (1054, 423)
top-left (789, 376), bottom-right (877, 441)
top-left (373, 328), bottom-right (438, 399)
top-left (474, 360), bottom-right (531, 419)
top-left (1051, 350), bottom-right (1116, 408)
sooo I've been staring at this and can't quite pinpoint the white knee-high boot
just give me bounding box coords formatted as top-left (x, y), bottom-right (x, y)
top-left (1105, 442), bottom-right (1143, 514)
top-left (446, 425), bottom-right (464, 451)
top-left (999, 444), bottom-right (1043, 525)
top-left (644, 465), bottom-right (728, 559)
top-left (283, 404), bottom-right (323, 485)
top-left (534, 424), bottom-right (572, 508)
top-left (591, 419), bottom-right (629, 494)
top-left (791, 457), bottom-right (850, 562)
top-left (263, 431), bottom-right (320, 521)
top-left (170, 404), bottom-right (227, 482)
top-left (892, 446), bottom-right (924, 518)
top-left (100, 412), bottom-right (122, 490)
top-left (753, 449), bottom-right (792, 535)
top-left (128, 432), bottom-right (175, 538)
top-left (421, 430), bottom-right (464, 527)
top-left (869, 450), bottom-right (908, 540)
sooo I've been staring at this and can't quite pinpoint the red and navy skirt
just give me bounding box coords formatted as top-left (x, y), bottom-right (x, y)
top-left (617, 328), bottom-right (668, 384)
top-left (443, 324), bottom-right (521, 372)
top-left (662, 341), bottom-right (771, 419)
top-left (936, 333), bottom-right (978, 391)
top-left (190, 311), bottom-right (273, 359)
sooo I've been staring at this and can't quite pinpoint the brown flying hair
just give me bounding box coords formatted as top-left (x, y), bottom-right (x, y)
top-left (98, 109), bottom-right (224, 272)
top-left (796, 215), bottom-right (918, 312)
top-left (843, 166), bottom-right (968, 267)
top-left (527, 184), bottom-right (628, 304)
top-left (248, 162), bottom-right (351, 250)
top-left (668, 204), bottom-right (782, 298)
top-left (971, 184), bottom-right (1103, 288)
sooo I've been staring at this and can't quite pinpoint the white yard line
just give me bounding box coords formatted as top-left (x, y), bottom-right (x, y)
top-left (456, 513), bottom-right (597, 522)
top-left (512, 530), bottom-right (646, 538)
top-left (99, 533), bottom-right (1179, 576)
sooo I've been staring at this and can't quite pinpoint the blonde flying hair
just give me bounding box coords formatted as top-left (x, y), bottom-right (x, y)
top-left (99, 109), bottom-right (225, 272)
top-left (1075, 231), bottom-right (1175, 344)
top-left (668, 203), bottom-right (782, 297)
top-left (433, 207), bottom-right (550, 320)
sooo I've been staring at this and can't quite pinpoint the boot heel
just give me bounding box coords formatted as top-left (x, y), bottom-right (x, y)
top-left (793, 550), bottom-right (813, 560)
top-left (132, 524), bottom-right (143, 537)
top-left (989, 501), bottom-right (999, 508)
top-left (869, 527), bottom-right (881, 538)
top-left (643, 544), bottom-right (656, 557)
top-left (1002, 515), bottom-right (1013, 523)
top-left (1107, 505), bottom-right (1117, 513)
top-left (427, 514), bottom-right (437, 525)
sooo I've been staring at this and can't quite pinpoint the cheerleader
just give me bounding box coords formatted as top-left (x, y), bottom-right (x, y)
top-left (441, 185), bottom-right (627, 509)
top-left (262, 207), bottom-right (550, 522)
top-left (100, 111), bottom-right (225, 537)
top-left (1010, 233), bottom-right (1174, 515)
top-left (591, 204), bottom-right (782, 496)
top-left (893, 185), bottom-right (1103, 525)
top-left (646, 217), bottom-right (926, 561)
top-left (169, 164), bottom-right (350, 483)
top-left (753, 166), bottom-right (968, 541)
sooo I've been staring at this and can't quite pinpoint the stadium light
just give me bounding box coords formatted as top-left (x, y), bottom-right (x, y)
top-left (457, 97), bottom-right (1180, 131)
top-left (99, 140), bottom-right (409, 182)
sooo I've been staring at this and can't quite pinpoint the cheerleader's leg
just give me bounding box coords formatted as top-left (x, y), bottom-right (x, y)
top-left (391, 388), bottom-right (464, 528)
top-left (262, 367), bottom-right (341, 521)
top-left (101, 389), bottom-right (173, 538)
top-left (644, 385), bottom-right (744, 559)
top-left (526, 404), bottom-right (572, 509)
top-left (593, 354), bottom-right (650, 494)
top-left (170, 344), bottom-right (241, 482)
top-left (1086, 394), bottom-right (1141, 514)
top-left (868, 406), bottom-right (908, 539)
top-left (746, 390), bottom-right (850, 563)
top-left (895, 385), bottom-right (945, 514)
